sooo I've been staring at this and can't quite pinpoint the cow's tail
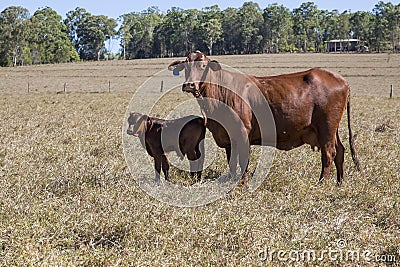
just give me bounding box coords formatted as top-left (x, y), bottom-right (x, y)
top-left (347, 91), bottom-right (361, 171)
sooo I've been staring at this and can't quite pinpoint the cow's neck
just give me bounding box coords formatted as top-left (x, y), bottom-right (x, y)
top-left (197, 69), bottom-right (231, 117)
top-left (199, 69), bottom-right (225, 100)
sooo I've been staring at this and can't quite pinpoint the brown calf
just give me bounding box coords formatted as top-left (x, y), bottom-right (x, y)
top-left (127, 112), bottom-right (206, 182)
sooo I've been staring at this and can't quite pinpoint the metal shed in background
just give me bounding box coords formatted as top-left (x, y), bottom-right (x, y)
top-left (325, 39), bottom-right (363, 52)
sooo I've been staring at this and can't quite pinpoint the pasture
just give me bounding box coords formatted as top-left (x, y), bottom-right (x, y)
top-left (0, 53), bottom-right (399, 266)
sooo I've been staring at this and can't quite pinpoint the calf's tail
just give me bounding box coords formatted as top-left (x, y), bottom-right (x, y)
top-left (347, 91), bottom-right (361, 171)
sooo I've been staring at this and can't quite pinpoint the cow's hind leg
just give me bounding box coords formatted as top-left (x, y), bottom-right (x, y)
top-left (318, 132), bottom-right (337, 183)
top-left (334, 130), bottom-right (345, 185)
top-left (238, 145), bottom-right (250, 187)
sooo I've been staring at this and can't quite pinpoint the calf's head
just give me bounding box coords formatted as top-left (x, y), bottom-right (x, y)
top-left (168, 51), bottom-right (221, 97)
top-left (127, 112), bottom-right (148, 137)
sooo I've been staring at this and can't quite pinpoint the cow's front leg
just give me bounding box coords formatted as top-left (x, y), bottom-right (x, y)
top-left (228, 143), bottom-right (238, 180)
top-left (240, 161), bottom-right (250, 187)
top-left (238, 141), bottom-right (250, 187)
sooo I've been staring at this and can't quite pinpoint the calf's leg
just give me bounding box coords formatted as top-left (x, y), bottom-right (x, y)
top-left (225, 145), bottom-right (231, 163)
top-left (196, 141), bottom-right (205, 180)
top-left (161, 155), bottom-right (170, 181)
top-left (154, 156), bottom-right (162, 183)
top-left (187, 150), bottom-right (202, 182)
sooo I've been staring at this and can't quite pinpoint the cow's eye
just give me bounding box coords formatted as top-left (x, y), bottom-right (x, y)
top-left (201, 63), bottom-right (207, 69)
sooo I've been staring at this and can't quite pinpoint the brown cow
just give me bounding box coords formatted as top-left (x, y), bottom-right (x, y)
top-left (127, 112), bottom-right (206, 182)
top-left (168, 51), bottom-right (361, 185)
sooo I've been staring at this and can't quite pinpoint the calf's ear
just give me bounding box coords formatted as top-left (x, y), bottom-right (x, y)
top-left (168, 60), bottom-right (185, 72)
top-left (132, 115), bottom-right (148, 136)
top-left (209, 60), bottom-right (221, 71)
top-left (128, 112), bottom-right (141, 124)
top-left (129, 111), bottom-right (140, 118)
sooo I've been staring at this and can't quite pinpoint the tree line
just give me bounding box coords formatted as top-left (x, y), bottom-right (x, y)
top-left (0, 1), bottom-right (399, 66)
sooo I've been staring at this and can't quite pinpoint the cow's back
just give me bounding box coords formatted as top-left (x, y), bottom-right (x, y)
top-left (253, 68), bottom-right (349, 149)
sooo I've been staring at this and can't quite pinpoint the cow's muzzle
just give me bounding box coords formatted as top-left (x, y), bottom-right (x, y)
top-left (182, 82), bottom-right (200, 97)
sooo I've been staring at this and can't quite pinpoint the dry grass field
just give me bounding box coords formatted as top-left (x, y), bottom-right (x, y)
top-left (0, 53), bottom-right (399, 266)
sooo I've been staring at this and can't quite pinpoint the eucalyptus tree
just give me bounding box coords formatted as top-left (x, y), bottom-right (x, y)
top-left (118, 12), bottom-right (138, 59)
top-left (156, 7), bottom-right (187, 56)
top-left (350, 11), bottom-right (374, 47)
top-left (292, 2), bottom-right (319, 52)
top-left (339, 11), bottom-right (351, 38)
top-left (64, 7), bottom-right (89, 51)
top-left (29, 7), bottom-right (78, 64)
top-left (373, 1), bottom-right (399, 51)
top-left (181, 9), bottom-right (201, 54)
top-left (0, 6), bottom-right (30, 66)
top-left (239, 2), bottom-right (264, 54)
top-left (119, 7), bottom-right (162, 59)
top-left (322, 10), bottom-right (342, 41)
top-left (65, 8), bottom-right (116, 60)
top-left (372, 1), bottom-right (393, 51)
top-left (262, 3), bottom-right (293, 53)
top-left (197, 5), bottom-right (223, 55)
top-left (80, 15), bottom-right (117, 60)
top-left (221, 7), bottom-right (241, 54)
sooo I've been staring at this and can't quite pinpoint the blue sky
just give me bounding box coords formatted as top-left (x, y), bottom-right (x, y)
top-left (1, 0), bottom-right (394, 19)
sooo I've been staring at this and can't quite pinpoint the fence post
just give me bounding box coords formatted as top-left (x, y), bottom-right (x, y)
top-left (160, 80), bottom-right (164, 92)
top-left (390, 85), bottom-right (393, 98)
top-left (109, 80), bottom-right (111, 92)
top-left (64, 82), bottom-right (67, 93)
top-left (28, 82), bottom-right (30, 93)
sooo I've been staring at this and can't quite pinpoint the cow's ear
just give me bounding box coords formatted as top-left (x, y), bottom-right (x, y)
top-left (168, 60), bottom-right (185, 72)
top-left (209, 60), bottom-right (221, 71)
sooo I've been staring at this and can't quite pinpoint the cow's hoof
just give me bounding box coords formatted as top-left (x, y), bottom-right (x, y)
top-left (227, 172), bottom-right (237, 180)
top-left (239, 173), bottom-right (249, 189)
top-left (239, 181), bottom-right (249, 190)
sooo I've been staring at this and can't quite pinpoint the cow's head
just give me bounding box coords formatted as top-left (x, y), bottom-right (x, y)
top-left (168, 51), bottom-right (221, 97)
top-left (127, 112), bottom-right (148, 137)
